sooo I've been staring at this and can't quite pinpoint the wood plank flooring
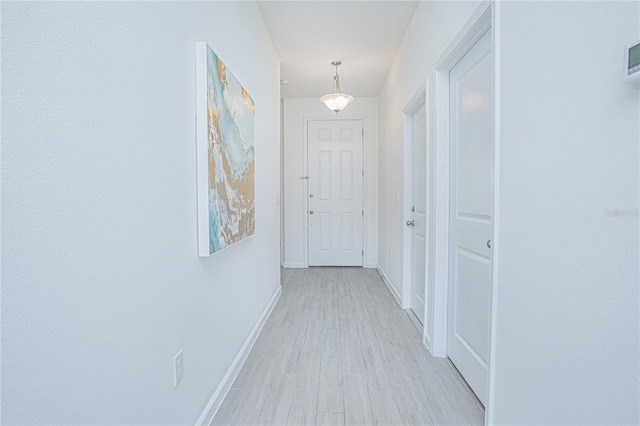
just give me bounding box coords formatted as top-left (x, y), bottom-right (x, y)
top-left (212, 267), bottom-right (483, 426)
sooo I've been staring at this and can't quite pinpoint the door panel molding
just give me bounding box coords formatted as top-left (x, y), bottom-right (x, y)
top-left (402, 83), bottom-right (431, 348)
top-left (410, 103), bottom-right (428, 326)
top-left (306, 119), bottom-right (364, 266)
top-left (431, 1), bottom-right (498, 423)
top-left (448, 28), bottom-right (492, 405)
top-left (301, 116), bottom-right (368, 267)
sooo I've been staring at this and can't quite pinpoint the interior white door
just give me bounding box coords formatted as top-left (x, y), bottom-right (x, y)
top-left (447, 30), bottom-right (493, 406)
top-left (307, 120), bottom-right (363, 266)
top-left (409, 103), bottom-right (427, 325)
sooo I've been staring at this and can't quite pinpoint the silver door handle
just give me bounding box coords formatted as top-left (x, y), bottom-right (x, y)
top-left (309, 210), bottom-right (314, 215)
top-left (406, 220), bottom-right (415, 227)
top-left (487, 239), bottom-right (492, 248)
top-left (309, 194), bottom-right (314, 198)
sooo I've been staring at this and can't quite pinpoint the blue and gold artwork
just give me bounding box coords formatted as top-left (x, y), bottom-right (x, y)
top-left (197, 43), bottom-right (255, 256)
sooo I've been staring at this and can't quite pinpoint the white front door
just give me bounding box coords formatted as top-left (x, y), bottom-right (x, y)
top-left (307, 120), bottom-right (363, 266)
top-left (447, 30), bottom-right (493, 406)
top-left (409, 103), bottom-right (427, 325)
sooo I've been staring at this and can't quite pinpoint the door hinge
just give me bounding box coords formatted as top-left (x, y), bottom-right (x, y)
top-left (362, 249), bottom-right (364, 256)
top-left (362, 169), bottom-right (364, 177)
top-left (362, 209), bottom-right (364, 217)
top-left (362, 129), bottom-right (364, 137)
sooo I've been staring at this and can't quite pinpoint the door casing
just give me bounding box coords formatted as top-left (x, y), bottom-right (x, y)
top-left (430, 1), bottom-right (499, 424)
top-left (303, 117), bottom-right (367, 267)
top-left (402, 84), bottom-right (431, 348)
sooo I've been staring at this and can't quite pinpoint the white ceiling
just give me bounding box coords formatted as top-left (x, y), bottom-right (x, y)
top-left (258, 1), bottom-right (419, 99)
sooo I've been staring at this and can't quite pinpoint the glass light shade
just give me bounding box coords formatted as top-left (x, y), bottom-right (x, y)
top-left (321, 93), bottom-right (354, 113)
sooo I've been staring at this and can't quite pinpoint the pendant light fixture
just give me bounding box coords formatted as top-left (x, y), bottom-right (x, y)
top-left (320, 61), bottom-right (353, 113)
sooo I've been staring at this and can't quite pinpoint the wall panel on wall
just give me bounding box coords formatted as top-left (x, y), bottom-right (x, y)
top-left (1, 2), bottom-right (281, 424)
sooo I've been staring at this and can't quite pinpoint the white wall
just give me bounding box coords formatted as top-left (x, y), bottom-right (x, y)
top-left (490, 2), bottom-right (639, 424)
top-left (1, 2), bottom-right (281, 424)
top-left (377, 0), bottom-right (482, 343)
top-left (379, 0), bottom-right (639, 423)
top-left (283, 98), bottom-right (378, 268)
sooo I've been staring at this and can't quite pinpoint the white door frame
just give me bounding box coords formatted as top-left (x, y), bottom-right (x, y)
top-left (302, 116), bottom-right (367, 267)
top-left (402, 83), bottom-right (431, 345)
top-left (430, 0), bottom-right (500, 422)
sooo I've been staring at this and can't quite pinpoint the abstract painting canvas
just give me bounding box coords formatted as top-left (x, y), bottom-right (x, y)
top-left (196, 43), bottom-right (255, 256)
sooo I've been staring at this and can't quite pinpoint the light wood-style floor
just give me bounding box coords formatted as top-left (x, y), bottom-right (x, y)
top-left (212, 267), bottom-right (484, 426)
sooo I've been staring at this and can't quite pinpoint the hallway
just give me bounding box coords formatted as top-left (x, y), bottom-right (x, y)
top-left (212, 268), bottom-right (483, 425)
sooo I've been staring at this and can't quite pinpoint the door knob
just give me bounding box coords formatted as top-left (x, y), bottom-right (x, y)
top-left (406, 220), bottom-right (415, 227)
top-left (309, 210), bottom-right (314, 215)
top-left (309, 194), bottom-right (314, 198)
top-left (487, 239), bottom-right (492, 248)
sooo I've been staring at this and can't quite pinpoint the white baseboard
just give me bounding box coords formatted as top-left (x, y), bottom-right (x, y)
top-left (377, 266), bottom-right (402, 307)
top-left (282, 262), bottom-right (306, 268)
top-left (423, 332), bottom-right (433, 354)
top-left (195, 285), bottom-right (282, 426)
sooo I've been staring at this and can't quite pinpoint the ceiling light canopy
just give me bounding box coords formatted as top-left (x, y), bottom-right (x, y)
top-left (320, 61), bottom-right (353, 113)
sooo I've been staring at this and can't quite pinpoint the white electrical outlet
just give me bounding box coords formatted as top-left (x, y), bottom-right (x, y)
top-left (174, 349), bottom-right (184, 388)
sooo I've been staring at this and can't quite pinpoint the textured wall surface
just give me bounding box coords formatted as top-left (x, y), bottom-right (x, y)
top-left (1, 2), bottom-right (281, 424)
top-left (491, 2), bottom-right (639, 423)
